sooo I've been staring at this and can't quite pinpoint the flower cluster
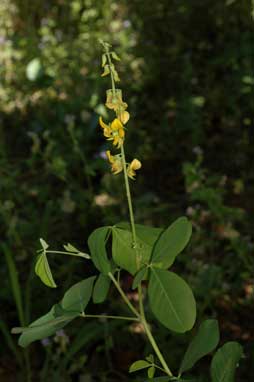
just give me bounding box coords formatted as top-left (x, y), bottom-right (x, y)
top-left (99, 117), bottom-right (125, 148)
top-left (99, 45), bottom-right (141, 180)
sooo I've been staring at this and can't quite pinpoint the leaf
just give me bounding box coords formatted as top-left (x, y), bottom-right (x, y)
top-left (129, 360), bottom-right (150, 373)
top-left (101, 64), bottom-right (110, 77)
top-left (112, 227), bottom-right (152, 275)
top-left (63, 243), bottom-right (79, 252)
top-left (16, 277), bottom-right (95, 348)
top-left (102, 53), bottom-right (107, 67)
top-left (111, 51), bottom-right (121, 61)
top-left (211, 342), bottom-right (243, 382)
top-left (61, 276), bottom-right (96, 314)
top-left (148, 366), bottom-right (155, 378)
top-left (93, 273), bottom-right (111, 304)
top-left (151, 217), bottom-right (192, 269)
top-left (40, 238), bottom-right (49, 250)
top-left (17, 305), bottom-right (76, 348)
top-left (148, 268), bottom-right (196, 333)
top-left (35, 252), bottom-right (57, 288)
top-left (116, 222), bottom-right (163, 247)
top-left (146, 354), bottom-right (154, 363)
top-left (88, 227), bottom-right (111, 274)
top-left (63, 243), bottom-right (90, 259)
top-left (179, 319), bottom-right (220, 375)
top-left (132, 266), bottom-right (147, 289)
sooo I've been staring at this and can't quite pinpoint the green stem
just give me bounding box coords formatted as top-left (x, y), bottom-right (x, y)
top-left (45, 250), bottom-right (89, 259)
top-left (105, 48), bottom-right (116, 95)
top-left (108, 272), bottom-right (140, 318)
top-left (120, 145), bottom-right (137, 246)
top-left (80, 313), bottom-right (138, 322)
top-left (102, 42), bottom-right (173, 378)
top-left (142, 319), bottom-right (173, 377)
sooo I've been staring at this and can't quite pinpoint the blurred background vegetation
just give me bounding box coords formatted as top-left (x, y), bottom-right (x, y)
top-left (0, 0), bottom-right (253, 381)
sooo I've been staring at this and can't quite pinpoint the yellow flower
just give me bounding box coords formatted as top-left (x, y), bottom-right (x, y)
top-left (106, 150), bottom-right (123, 175)
top-left (119, 110), bottom-right (130, 124)
top-left (105, 89), bottom-right (129, 125)
top-left (99, 117), bottom-right (111, 138)
top-left (127, 159), bottom-right (142, 180)
top-left (99, 117), bottom-right (125, 148)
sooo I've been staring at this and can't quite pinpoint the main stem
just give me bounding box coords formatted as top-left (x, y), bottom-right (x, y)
top-left (103, 43), bottom-right (173, 377)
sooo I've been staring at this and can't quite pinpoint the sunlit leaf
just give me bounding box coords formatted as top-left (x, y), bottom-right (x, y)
top-left (148, 366), bottom-right (155, 378)
top-left (129, 359), bottom-right (150, 373)
top-left (39, 238), bottom-right (49, 250)
top-left (35, 252), bottom-right (57, 288)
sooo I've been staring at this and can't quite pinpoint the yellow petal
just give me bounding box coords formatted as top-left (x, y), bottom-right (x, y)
top-left (118, 128), bottom-right (125, 139)
top-left (119, 111), bottom-right (130, 125)
top-left (106, 150), bottom-right (114, 164)
top-left (130, 159), bottom-right (142, 171)
top-left (99, 116), bottom-right (109, 130)
top-left (111, 159), bottom-right (123, 174)
top-left (112, 135), bottom-right (119, 146)
top-left (127, 167), bottom-right (136, 180)
top-left (111, 118), bottom-right (123, 131)
top-left (103, 127), bottom-right (112, 138)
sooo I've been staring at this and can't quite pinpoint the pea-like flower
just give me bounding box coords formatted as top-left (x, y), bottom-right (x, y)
top-left (127, 159), bottom-right (142, 180)
top-left (105, 89), bottom-right (130, 125)
top-left (99, 117), bottom-right (125, 148)
top-left (106, 150), bottom-right (123, 175)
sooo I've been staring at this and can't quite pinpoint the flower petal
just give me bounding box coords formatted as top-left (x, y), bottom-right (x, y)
top-left (111, 118), bottom-right (123, 131)
top-left (99, 117), bottom-right (109, 130)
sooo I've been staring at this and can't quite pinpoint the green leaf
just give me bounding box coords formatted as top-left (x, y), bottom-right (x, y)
top-left (179, 319), bottom-right (220, 375)
top-left (132, 266), bottom-right (147, 289)
top-left (88, 227), bottom-right (111, 274)
top-left (146, 354), bottom-right (154, 363)
top-left (16, 277), bottom-right (95, 347)
top-left (62, 276), bottom-right (96, 314)
top-left (112, 227), bottom-right (152, 275)
top-left (148, 268), bottom-right (196, 333)
top-left (63, 243), bottom-right (79, 252)
top-left (35, 252), bottom-right (57, 288)
top-left (151, 217), bottom-right (192, 269)
top-left (148, 366), bottom-right (155, 378)
top-left (17, 305), bottom-right (76, 348)
top-left (40, 238), bottom-right (49, 250)
top-left (116, 222), bottom-right (162, 247)
top-left (93, 273), bottom-right (111, 304)
top-left (101, 64), bottom-right (110, 77)
top-left (129, 360), bottom-right (150, 373)
top-left (102, 53), bottom-right (107, 67)
top-left (111, 51), bottom-right (121, 61)
top-left (211, 342), bottom-right (243, 382)
top-left (63, 243), bottom-right (90, 259)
